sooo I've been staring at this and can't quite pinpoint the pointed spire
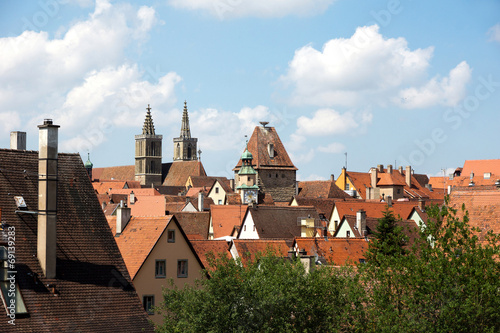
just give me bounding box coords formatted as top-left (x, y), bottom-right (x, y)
top-left (142, 104), bottom-right (155, 135)
top-left (180, 100), bottom-right (191, 139)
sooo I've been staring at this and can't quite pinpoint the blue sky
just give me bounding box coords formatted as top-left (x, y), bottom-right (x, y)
top-left (1, 0), bottom-right (499, 181)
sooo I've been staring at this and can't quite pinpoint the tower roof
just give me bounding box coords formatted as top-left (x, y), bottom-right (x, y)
top-left (84, 152), bottom-right (93, 168)
top-left (180, 100), bottom-right (191, 139)
top-left (142, 104), bottom-right (155, 135)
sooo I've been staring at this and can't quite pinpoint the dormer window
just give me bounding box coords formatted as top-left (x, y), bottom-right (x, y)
top-left (268, 143), bottom-right (274, 158)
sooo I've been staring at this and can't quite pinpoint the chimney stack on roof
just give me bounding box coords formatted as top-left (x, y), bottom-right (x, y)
top-left (377, 164), bottom-right (384, 173)
top-left (198, 190), bottom-right (204, 212)
top-left (418, 198), bottom-right (425, 212)
top-left (405, 166), bottom-right (412, 188)
top-left (398, 166), bottom-right (403, 174)
top-left (370, 168), bottom-right (378, 188)
top-left (387, 195), bottom-right (392, 207)
top-left (356, 209), bottom-right (366, 235)
top-left (38, 119), bottom-right (59, 279)
top-left (116, 201), bottom-right (131, 235)
top-left (10, 131), bottom-right (26, 150)
top-left (330, 174), bottom-right (335, 181)
top-left (387, 164), bottom-right (393, 174)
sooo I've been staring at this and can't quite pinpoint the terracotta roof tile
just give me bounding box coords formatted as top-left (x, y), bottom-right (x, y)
top-left (190, 240), bottom-right (231, 269)
top-left (174, 212), bottom-right (211, 239)
top-left (294, 238), bottom-right (368, 266)
top-left (0, 149), bottom-right (153, 332)
top-left (109, 215), bottom-right (173, 278)
top-left (231, 239), bottom-right (291, 265)
top-left (234, 126), bottom-right (297, 170)
top-left (129, 195), bottom-right (166, 216)
top-left (297, 180), bottom-right (352, 199)
top-left (244, 206), bottom-right (320, 241)
top-left (461, 159), bottom-right (500, 176)
top-left (162, 161), bottom-right (207, 186)
top-left (211, 205), bottom-right (248, 239)
top-left (293, 197), bottom-right (337, 219)
top-left (93, 165), bottom-right (135, 181)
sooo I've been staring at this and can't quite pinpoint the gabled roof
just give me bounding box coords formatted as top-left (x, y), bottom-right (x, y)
top-left (461, 159), bottom-right (500, 176)
top-left (231, 239), bottom-right (291, 265)
top-left (345, 171), bottom-right (372, 199)
top-left (211, 205), bottom-right (247, 239)
top-left (294, 238), bottom-right (368, 265)
top-left (190, 240), bottom-right (231, 270)
top-left (234, 126), bottom-right (297, 170)
top-left (243, 206), bottom-right (320, 241)
top-left (174, 211), bottom-right (211, 240)
top-left (226, 193), bottom-right (242, 205)
top-left (162, 161), bottom-right (207, 186)
top-left (92, 180), bottom-right (128, 194)
top-left (186, 186), bottom-right (209, 197)
top-left (108, 215), bottom-right (173, 278)
top-left (129, 195), bottom-right (166, 216)
top-left (93, 165), bottom-right (136, 181)
top-left (334, 200), bottom-right (420, 221)
top-left (292, 197), bottom-right (338, 219)
top-left (297, 180), bottom-right (351, 199)
top-left (188, 176), bottom-right (224, 189)
top-left (0, 149), bottom-right (152, 332)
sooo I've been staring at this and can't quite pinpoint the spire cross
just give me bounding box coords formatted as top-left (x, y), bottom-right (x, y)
top-left (146, 104), bottom-right (151, 113)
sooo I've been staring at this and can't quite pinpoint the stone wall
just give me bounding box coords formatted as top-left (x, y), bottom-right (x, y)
top-left (257, 169), bottom-right (296, 202)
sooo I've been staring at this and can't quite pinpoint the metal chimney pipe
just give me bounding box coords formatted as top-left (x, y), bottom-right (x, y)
top-left (38, 119), bottom-right (59, 279)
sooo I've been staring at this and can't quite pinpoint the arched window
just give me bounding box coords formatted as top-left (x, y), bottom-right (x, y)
top-left (187, 145), bottom-right (192, 159)
top-left (176, 143), bottom-right (180, 159)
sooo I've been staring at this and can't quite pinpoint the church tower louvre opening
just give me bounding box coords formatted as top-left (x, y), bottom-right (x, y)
top-left (173, 101), bottom-right (198, 161)
top-left (135, 104), bottom-right (163, 186)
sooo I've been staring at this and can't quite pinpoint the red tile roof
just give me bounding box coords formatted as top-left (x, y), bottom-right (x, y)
top-left (294, 238), bottom-right (368, 266)
top-left (297, 180), bottom-right (352, 199)
top-left (190, 240), bottom-right (231, 270)
top-left (293, 197), bottom-right (338, 219)
top-left (345, 171), bottom-right (372, 199)
top-left (211, 205), bottom-right (248, 239)
top-left (243, 205), bottom-right (320, 241)
top-left (109, 188), bottom-right (160, 196)
top-left (231, 239), bottom-right (291, 265)
top-left (163, 161), bottom-right (207, 186)
top-left (129, 195), bottom-right (166, 216)
top-left (334, 200), bottom-right (420, 221)
top-left (0, 149), bottom-right (153, 332)
top-left (92, 180), bottom-right (128, 194)
top-left (461, 159), bottom-right (500, 176)
top-left (109, 215), bottom-right (174, 278)
top-left (93, 165), bottom-right (136, 181)
top-left (234, 126), bottom-right (297, 170)
top-left (174, 211), bottom-right (211, 239)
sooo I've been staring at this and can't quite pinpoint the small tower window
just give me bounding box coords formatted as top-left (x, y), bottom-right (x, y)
top-left (268, 143), bottom-right (274, 158)
top-left (187, 145), bottom-right (192, 159)
top-left (176, 143), bottom-right (180, 159)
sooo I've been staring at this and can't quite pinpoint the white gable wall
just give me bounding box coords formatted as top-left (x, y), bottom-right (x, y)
top-left (238, 212), bottom-right (259, 239)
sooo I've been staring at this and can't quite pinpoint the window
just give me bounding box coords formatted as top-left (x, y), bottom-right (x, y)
top-left (345, 183), bottom-right (350, 190)
top-left (215, 187), bottom-right (219, 194)
top-left (167, 230), bottom-right (175, 243)
top-left (143, 295), bottom-right (155, 315)
top-left (397, 189), bottom-right (401, 194)
top-left (346, 230), bottom-right (350, 237)
top-left (218, 199), bottom-right (222, 205)
top-left (359, 259), bottom-right (366, 264)
top-left (155, 260), bottom-right (166, 278)
top-left (177, 260), bottom-right (188, 278)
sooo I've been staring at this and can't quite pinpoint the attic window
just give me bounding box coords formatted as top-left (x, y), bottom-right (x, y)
top-left (484, 172), bottom-right (491, 179)
top-left (215, 187), bottom-right (219, 194)
top-left (167, 230), bottom-right (175, 243)
top-left (268, 143), bottom-right (274, 158)
top-left (346, 230), bottom-right (350, 237)
top-left (345, 183), bottom-right (350, 190)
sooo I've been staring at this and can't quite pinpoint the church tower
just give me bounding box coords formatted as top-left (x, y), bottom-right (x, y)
top-left (173, 101), bottom-right (198, 161)
top-left (135, 104), bottom-right (162, 186)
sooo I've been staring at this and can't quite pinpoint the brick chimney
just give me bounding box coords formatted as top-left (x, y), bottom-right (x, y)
top-left (116, 201), bottom-right (131, 234)
top-left (10, 131), bottom-right (26, 150)
top-left (377, 164), bottom-right (384, 173)
top-left (387, 195), bottom-right (392, 207)
top-left (418, 198), bottom-right (425, 212)
top-left (405, 166), bottom-right (412, 188)
top-left (356, 210), bottom-right (366, 235)
top-left (38, 119), bottom-right (59, 279)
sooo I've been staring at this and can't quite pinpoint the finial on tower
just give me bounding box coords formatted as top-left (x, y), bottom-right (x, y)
top-left (180, 100), bottom-right (191, 139)
top-left (142, 104), bottom-right (156, 135)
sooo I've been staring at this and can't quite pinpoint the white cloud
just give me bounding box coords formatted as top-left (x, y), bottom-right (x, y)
top-left (167, 0), bottom-right (334, 19)
top-left (395, 61), bottom-right (471, 109)
top-left (297, 109), bottom-right (358, 136)
top-left (317, 142), bottom-right (345, 154)
top-left (488, 23), bottom-right (500, 43)
top-left (281, 25), bottom-right (470, 109)
top-left (0, 1), bottom-right (177, 153)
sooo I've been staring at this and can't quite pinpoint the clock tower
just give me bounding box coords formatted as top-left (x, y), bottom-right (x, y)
top-left (236, 143), bottom-right (259, 204)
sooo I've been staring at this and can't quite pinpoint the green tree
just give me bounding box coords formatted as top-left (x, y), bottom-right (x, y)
top-left (156, 250), bottom-right (355, 333)
top-left (357, 198), bottom-right (500, 333)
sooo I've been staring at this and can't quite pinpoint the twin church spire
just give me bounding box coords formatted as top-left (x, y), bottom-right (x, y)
top-left (135, 101), bottom-right (198, 186)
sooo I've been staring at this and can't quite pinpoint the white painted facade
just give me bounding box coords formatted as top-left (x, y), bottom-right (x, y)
top-left (329, 207), bottom-right (342, 234)
top-left (238, 212), bottom-right (259, 239)
top-left (334, 218), bottom-right (355, 238)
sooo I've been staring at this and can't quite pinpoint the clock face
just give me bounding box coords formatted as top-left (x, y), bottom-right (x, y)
top-left (244, 190), bottom-right (257, 203)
